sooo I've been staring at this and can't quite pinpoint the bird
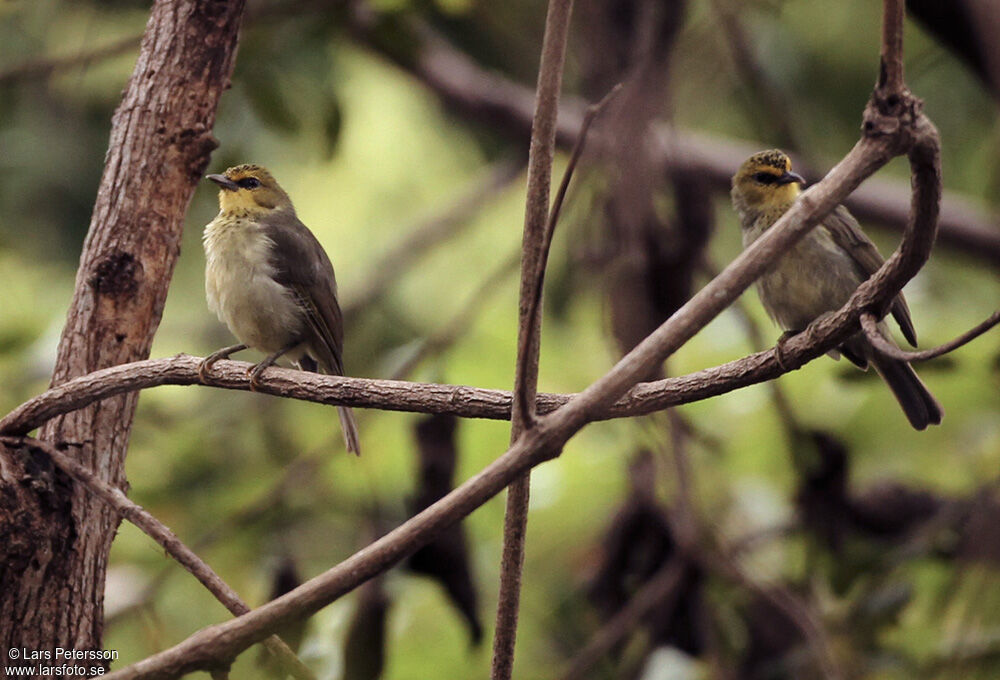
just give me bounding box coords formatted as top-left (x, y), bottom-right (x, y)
top-left (199, 163), bottom-right (361, 454)
top-left (731, 149), bottom-right (942, 430)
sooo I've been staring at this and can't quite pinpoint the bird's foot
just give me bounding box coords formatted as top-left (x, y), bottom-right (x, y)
top-left (198, 344), bottom-right (248, 382)
top-left (774, 331), bottom-right (799, 371)
top-left (247, 362), bottom-right (270, 391)
top-left (246, 343), bottom-right (296, 391)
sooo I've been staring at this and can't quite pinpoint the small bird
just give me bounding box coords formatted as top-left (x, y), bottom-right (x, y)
top-left (200, 164), bottom-right (361, 454)
top-left (731, 149), bottom-right (942, 430)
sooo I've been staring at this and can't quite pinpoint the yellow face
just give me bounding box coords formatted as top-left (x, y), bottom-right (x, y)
top-left (731, 149), bottom-right (805, 213)
top-left (207, 164), bottom-right (293, 214)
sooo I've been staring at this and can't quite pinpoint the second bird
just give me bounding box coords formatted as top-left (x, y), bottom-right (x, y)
top-left (731, 150), bottom-right (942, 430)
top-left (201, 164), bottom-right (361, 454)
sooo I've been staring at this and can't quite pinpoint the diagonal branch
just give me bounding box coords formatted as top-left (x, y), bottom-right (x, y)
top-left (341, 158), bottom-right (524, 320)
top-left (0, 437), bottom-right (314, 680)
top-left (558, 559), bottom-right (686, 680)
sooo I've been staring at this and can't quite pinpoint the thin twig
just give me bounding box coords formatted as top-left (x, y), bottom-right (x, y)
top-left (514, 81), bottom-right (623, 422)
top-left (0, 35), bottom-right (142, 86)
top-left (0, 436), bottom-right (315, 680)
top-left (493, 0), bottom-right (575, 676)
top-left (389, 249), bottom-right (520, 381)
top-left (342, 158), bottom-right (524, 320)
top-left (558, 560), bottom-right (686, 680)
top-left (860, 310), bottom-right (1000, 362)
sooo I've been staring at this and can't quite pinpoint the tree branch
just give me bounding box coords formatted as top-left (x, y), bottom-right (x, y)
top-left (0, 436), bottom-right (315, 680)
top-left (880, 0), bottom-right (907, 94)
top-left (493, 0), bottom-right (574, 676)
top-left (860, 309), bottom-right (1000, 362)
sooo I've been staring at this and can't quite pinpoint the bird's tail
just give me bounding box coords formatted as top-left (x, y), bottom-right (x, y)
top-left (338, 405), bottom-right (362, 455)
top-left (872, 356), bottom-right (943, 431)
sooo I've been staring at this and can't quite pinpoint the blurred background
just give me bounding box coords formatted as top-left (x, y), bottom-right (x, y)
top-left (1, 0), bottom-right (998, 678)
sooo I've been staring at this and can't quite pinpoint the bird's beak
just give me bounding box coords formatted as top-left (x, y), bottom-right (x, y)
top-left (206, 174), bottom-right (240, 191)
top-left (777, 171), bottom-right (806, 186)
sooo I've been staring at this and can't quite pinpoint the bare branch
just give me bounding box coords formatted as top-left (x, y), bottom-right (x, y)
top-left (880, 0), bottom-right (906, 94)
top-left (860, 310), bottom-right (1000, 362)
top-left (493, 0), bottom-right (574, 675)
top-left (0, 437), bottom-right (314, 680)
top-left (516, 81), bottom-right (622, 421)
top-left (0, 303), bottom-right (945, 440)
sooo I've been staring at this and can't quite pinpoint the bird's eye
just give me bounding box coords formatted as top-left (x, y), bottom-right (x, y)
top-left (237, 177), bottom-right (261, 190)
top-left (753, 172), bottom-right (777, 185)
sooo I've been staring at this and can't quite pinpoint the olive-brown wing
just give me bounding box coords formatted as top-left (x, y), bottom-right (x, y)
top-left (825, 205), bottom-right (917, 346)
top-left (261, 211), bottom-right (346, 375)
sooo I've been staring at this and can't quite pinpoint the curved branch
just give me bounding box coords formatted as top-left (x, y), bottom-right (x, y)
top-left (860, 309), bottom-right (1000, 362)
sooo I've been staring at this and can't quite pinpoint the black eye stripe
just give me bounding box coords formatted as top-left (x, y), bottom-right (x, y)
top-left (236, 177), bottom-right (261, 189)
top-left (753, 171), bottom-right (778, 185)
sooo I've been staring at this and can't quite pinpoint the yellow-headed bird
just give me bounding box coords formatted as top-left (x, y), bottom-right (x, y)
top-left (201, 164), bottom-right (361, 454)
top-left (731, 150), bottom-right (941, 430)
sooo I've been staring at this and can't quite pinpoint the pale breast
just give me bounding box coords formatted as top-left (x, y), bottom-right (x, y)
top-left (203, 216), bottom-right (304, 352)
top-left (749, 221), bottom-right (865, 332)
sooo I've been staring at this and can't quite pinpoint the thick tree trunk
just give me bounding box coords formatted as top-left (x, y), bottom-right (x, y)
top-left (0, 0), bottom-right (244, 670)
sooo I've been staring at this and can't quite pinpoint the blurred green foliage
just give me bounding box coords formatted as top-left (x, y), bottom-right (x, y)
top-left (1, 0), bottom-right (998, 678)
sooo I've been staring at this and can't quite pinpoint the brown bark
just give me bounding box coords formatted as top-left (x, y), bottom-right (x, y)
top-left (0, 0), bottom-right (244, 668)
top-left (492, 0), bottom-right (574, 676)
